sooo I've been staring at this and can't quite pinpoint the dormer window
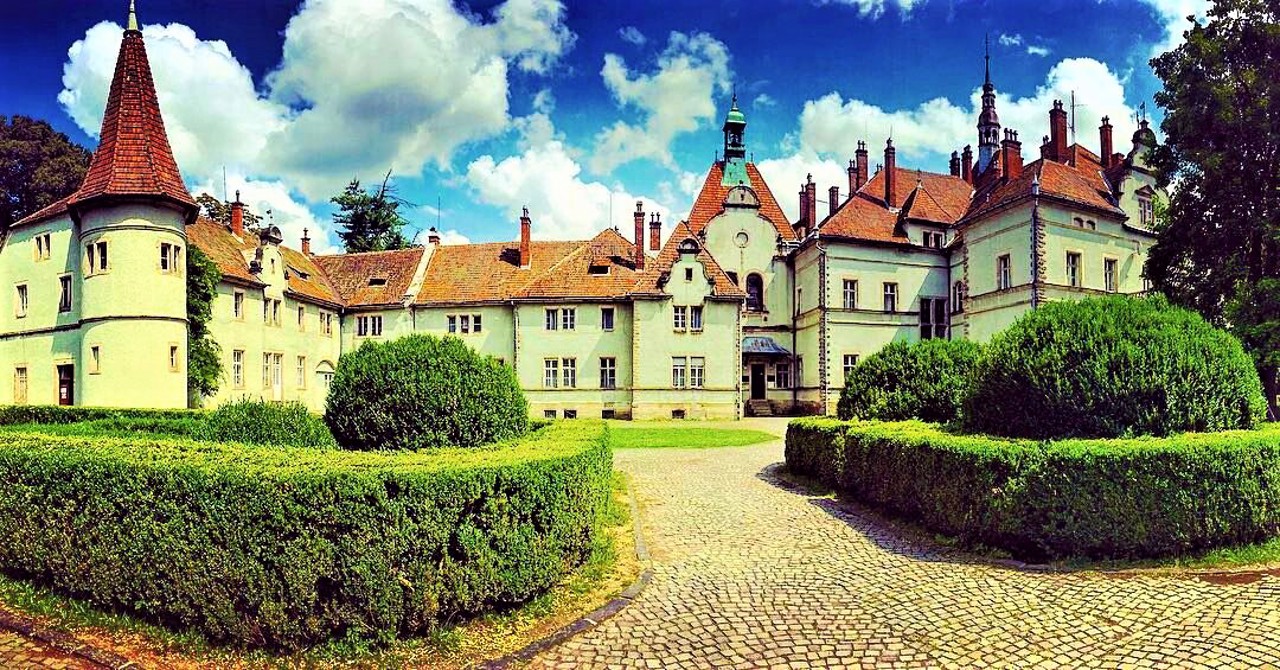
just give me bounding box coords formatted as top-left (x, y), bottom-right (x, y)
top-left (588, 265), bottom-right (609, 276)
top-left (1138, 195), bottom-right (1153, 227)
top-left (368, 277), bottom-right (388, 287)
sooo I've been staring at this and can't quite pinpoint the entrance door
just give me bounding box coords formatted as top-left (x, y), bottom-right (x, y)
top-left (750, 363), bottom-right (766, 400)
top-left (56, 364), bottom-right (74, 406)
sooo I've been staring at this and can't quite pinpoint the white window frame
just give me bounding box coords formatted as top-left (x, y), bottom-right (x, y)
top-left (671, 356), bottom-right (687, 389)
top-left (13, 367), bottom-right (28, 405)
top-left (562, 357), bottom-right (577, 389)
top-left (601, 307), bottom-right (615, 332)
top-left (232, 350), bottom-right (244, 389)
top-left (1066, 252), bottom-right (1081, 288)
top-left (233, 290), bottom-right (244, 320)
top-left (690, 357), bottom-right (705, 389)
top-left (561, 308), bottom-right (576, 330)
top-left (543, 358), bottom-right (559, 388)
top-left (774, 362), bottom-right (791, 389)
top-left (600, 357), bottom-right (617, 390)
top-left (545, 308), bottom-right (558, 331)
top-left (690, 305), bottom-right (703, 331)
top-left (1104, 258), bottom-right (1119, 293)
top-left (882, 282), bottom-right (898, 313)
top-left (673, 305), bottom-right (688, 331)
top-left (843, 279), bottom-right (857, 310)
top-left (997, 254), bottom-right (1012, 291)
top-left (951, 281), bottom-right (964, 314)
top-left (14, 284), bottom-right (28, 318)
top-left (843, 354), bottom-right (859, 381)
top-left (296, 356), bottom-right (307, 388)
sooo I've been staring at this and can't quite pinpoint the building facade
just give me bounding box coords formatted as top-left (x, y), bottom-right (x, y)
top-left (0, 8), bottom-right (1162, 418)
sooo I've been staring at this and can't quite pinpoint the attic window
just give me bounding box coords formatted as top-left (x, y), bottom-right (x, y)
top-left (588, 265), bottom-right (609, 276)
top-left (368, 277), bottom-right (388, 287)
top-left (290, 266), bottom-right (310, 280)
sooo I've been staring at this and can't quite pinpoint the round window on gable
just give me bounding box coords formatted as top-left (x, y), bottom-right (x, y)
top-left (734, 231), bottom-right (749, 248)
top-left (678, 238), bottom-right (699, 255)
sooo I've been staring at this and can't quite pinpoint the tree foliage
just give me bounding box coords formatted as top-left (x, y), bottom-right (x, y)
top-left (0, 116), bottom-right (91, 227)
top-left (837, 339), bottom-right (981, 424)
top-left (186, 245), bottom-right (223, 403)
top-left (195, 192), bottom-right (262, 231)
top-left (331, 172), bottom-right (411, 253)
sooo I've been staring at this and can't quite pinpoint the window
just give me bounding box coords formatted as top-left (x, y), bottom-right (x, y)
top-left (296, 356), bottom-right (307, 388)
top-left (920, 298), bottom-right (948, 340)
top-left (263, 298), bottom-right (280, 325)
top-left (601, 307), bottom-right (615, 331)
top-left (90, 345), bottom-right (101, 374)
top-left (746, 273), bottom-right (764, 311)
top-left (685, 267), bottom-right (694, 281)
top-left (13, 367), bottom-right (28, 405)
top-left (882, 283), bottom-right (898, 313)
top-left (671, 409), bottom-right (686, 420)
top-left (842, 279), bottom-right (858, 310)
top-left (545, 308), bottom-right (558, 330)
top-left (262, 353), bottom-right (271, 388)
top-left (673, 305), bottom-right (688, 331)
top-left (690, 357), bottom-right (705, 389)
top-left (671, 357), bottom-right (687, 388)
top-left (272, 353), bottom-right (283, 390)
top-left (843, 354), bottom-right (859, 381)
top-left (726, 271), bottom-right (739, 286)
top-left (997, 254), bottom-right (1012, 290)
top-left (233, 291), bottom-right (244, 320)
top-left (14, 284), bottom-right (28, 318)
top-left (797, 356), bottom-right (803, 387)
top-left (775, 363), bottom-right (791, 389)
top-left (923, 230), bottom-right (945, 249)
top-left (601, 409), bottom-right (616, 419)
top-left (1105, 258), bottom-right (1119, 293)
top-left (34, 233), bottom-right (50, 261)
top-left (562, 358), bottom-right (577, 388)
top-left (448, 315), bottom-right (457, 333)
top-left (543, 358), bottom-right (559, 388)
top-left (600, 357), bottom-right (616, 389)
top-left (690, 306), bottom-right (703, 331)
top-left (55, 275), bottom-right (71, 313)
top-left (159, 243), bottom-right (181, 273)
top-left (460, 314), bottom-right (471, 334)
top-left (561, 308), bottom-right (576, 330)
top-left (321, 312), bottom-right (333, 336)
top-left (1138, 196), bottom-right (1153, 227)
top-left (86, 240), bottom-right (108, 274)
top-left (232, 350), bottom-right (244, 388)
top-left (297, 305), bottom-right (306, 330)
top-left (473, 314), bottom-right (482, 333)
top-left (951, 281), bottom-right (964, 314)
top-left (1066, 252), bottom-right (1081, 288)
top-left (563, 409), bottom-right (578, 419)
top-left (544, 409), bottom-right (557, 419)
top-left (169, 345), bottom-right (180, 372)
top-left (272, 300), bottom-right (281, 326)
top-left (356, 315), bottom-right (383, 337)
top-left (320, 371), bottom-right (334, 389)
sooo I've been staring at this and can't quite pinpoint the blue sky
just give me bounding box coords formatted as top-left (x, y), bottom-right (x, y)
top-left (0, 0), bottom-right (1204, 252)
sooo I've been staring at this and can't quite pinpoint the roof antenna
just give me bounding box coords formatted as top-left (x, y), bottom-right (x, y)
top-left (127, 0), bottom-right (139, 31)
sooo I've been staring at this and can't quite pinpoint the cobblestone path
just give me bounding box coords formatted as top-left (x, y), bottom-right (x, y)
top-left (0, 630), bottom-right (93, 669)
top-left (532, 425), bottom-right (1280, 669)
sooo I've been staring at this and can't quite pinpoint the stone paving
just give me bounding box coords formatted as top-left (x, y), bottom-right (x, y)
top-left (0, 630), bottom-right (94, 669)
top-left (531, 420), bottom-right (1280, 669)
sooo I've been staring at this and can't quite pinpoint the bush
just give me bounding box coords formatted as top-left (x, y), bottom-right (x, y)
top-left (837, 339), bottom-right (981, 423)
top-left (786, 418), bottom-right (1280, 560)
top-left (963, 295), bottom-right (1266, 439)
top-left (200, 398), bottom-right (336, 449)
top-left (0, 417), bottom-right (204, 440)
top-left (0, 405), bottom-right (199, 426)
top-left (325, 334), bottom-right (528, 450)
top-left (783, 418), bottom-right (847, 489)
top-left (0, 421), bottom-right (612, 649)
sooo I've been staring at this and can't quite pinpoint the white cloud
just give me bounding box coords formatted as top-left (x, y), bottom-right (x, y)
top-left (816, 0), bottom-right (922, 20)
top-left (1135, 0), bottom-right (1210, 57)
top-left (592, 31), bottom-right (732, 173)
top-left (753, 93), bottom-right (777, 109)
top-left (1026, 45), bottom-right (1051, 57)
top-left (999, 33), bottom-right (1023, 47)
top-left (754, 152), bottom-right (850, 224)
top-left (999, 32), bottom-right (1050, 57)
top-left (618, 26), bottom-right (646, 46)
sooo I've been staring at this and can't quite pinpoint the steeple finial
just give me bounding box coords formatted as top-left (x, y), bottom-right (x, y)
top-left (984, 33), bottom-right (991, 85)
top-left (127, 0), bottom-right (139, 32)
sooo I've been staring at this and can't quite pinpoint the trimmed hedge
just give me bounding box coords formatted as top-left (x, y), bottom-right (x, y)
top-left (963, 295), bottom-right (1266, 439)
top-left (0, 405), bottom-right (200, 426)
top-left (325, 334), bottom-right (529, 450)
top-left (837, 339), bottom-right (981, 423)
top-left (786, 418), bottom-right (1280, 560)
top-left (0, 421), bottom-right (612, 649)
top-left (200, 398), bottom-right (336, 449)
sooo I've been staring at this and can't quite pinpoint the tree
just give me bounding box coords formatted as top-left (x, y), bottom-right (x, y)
top-left (331, 172), bottom-right (411, 253)
top-left (1145, 0), bottom-right (1280, 414)
top-left (187, 245), bottom-right (223, 404)
top-left (196, 192), bottom-right (262, 231)
top-left (0, 116), bottom-right (91, 227)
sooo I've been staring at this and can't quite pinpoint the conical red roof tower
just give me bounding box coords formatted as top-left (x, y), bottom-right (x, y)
top-left (70, 1), bottom-right (196, 222)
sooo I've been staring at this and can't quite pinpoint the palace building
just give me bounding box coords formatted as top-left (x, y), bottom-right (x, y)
top-left (0, 7), bottom-right (1162, 417)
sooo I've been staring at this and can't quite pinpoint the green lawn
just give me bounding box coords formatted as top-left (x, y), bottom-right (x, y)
top-left (607, 422), bottom-right (776, 449)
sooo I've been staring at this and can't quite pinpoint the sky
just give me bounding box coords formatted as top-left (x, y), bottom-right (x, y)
top-left (0, 0), bottom-right (1208, 254)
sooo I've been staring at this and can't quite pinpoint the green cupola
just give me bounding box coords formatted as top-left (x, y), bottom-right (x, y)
top-left (721, 95), bottom-right (750, 186)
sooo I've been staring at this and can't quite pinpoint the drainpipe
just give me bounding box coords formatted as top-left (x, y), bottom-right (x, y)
top-left (1030, 173), bottom-right (1043, 310)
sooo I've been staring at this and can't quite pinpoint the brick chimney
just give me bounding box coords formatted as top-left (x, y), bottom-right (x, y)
top-left (847, 160), bottom-right (857, 197)
top-left (1001, 130), bottom-right (1023, 179)
top-left (1099, 116), bottom-right (1114, 168)
top-left (883, 139), bottom-right (897, 208)
top-left (301, 227), bottom-right (312, 255)
top-left (427, 227), bottom-right (441, 245)
top-left (519, 206), bottom-right (531, 268)
top-left (1049, 100), bottom-right (1068, 163)
top-left (633, 201), bottom-right (646, 271)
top-left (961, 145), bottom-right (973, 184)
top-left (805, 176), bottom-right (817, 227)
top-left (648, 213), bottom-right (661, 251)
top-left (230, 190), bottom-right (244, 236)
top-left (949, 151), bottom-right (961, 177)
top-left (828, 186), bottom-right (840, 217)
top-left (855, 141), bottom-right (869, 191)
top-left (797, 182), bottom-right (809, 230)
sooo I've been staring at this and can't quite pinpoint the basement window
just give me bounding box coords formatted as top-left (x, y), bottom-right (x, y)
top-left (671, 409), bottom-right (686, 420)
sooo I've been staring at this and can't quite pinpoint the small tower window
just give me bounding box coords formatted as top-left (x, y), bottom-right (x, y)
top-left (746, 273), bottom-right (764, 311)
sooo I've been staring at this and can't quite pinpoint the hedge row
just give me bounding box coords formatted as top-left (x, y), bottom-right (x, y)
top-left (0, 405), bottom-right (201, 426)
top-left (0, 421), bottom-right (612, 649)
top-left (786, 418), bottom-right (1280, 560)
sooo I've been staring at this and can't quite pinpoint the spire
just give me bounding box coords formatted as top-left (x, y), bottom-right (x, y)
top-left (984, 33), bottom-right (991, 87)
top-left (127, 0), bottom-right (138, 32)
top-left (70, 8), bottom-right (196, 221)
top-left (977, 36), bottom-right (1001, 175)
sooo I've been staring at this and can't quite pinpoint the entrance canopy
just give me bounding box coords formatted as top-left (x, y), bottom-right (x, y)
top-left (742, 336), bottom-right (791, 357)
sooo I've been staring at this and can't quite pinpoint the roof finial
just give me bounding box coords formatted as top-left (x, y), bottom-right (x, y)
top-left (127, 0), bottom-right (139, 32)
top-left (984, 33), bottom-right (991, 85)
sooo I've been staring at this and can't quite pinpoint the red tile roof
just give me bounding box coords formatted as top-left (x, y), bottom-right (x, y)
top-left (414, 240), bottom-right (583, 305)
top-left (816, 167), bottom-right (970, 246)
top-left (631, 221), bottom-right (745, 299)
top-left (687, 162), bottom-right (794, 241)
top-left (12, 196), bottom-right (73, 228)
top-left (963, 157), bottom-right (1124, 221)
top-left (818, 192), bottom-right (910, 246)
top-left (312, 248), bottom-right (425, 308)
top-left (71, 29), bottom-right (194, 216)
top-left (282, 247), bottom-right (342, 307)
top-left (514, 229), bottom-right (644, 300)
top-left (185, 217), bottom-right (262, 287)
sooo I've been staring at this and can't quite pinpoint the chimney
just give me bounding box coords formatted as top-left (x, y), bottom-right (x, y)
top-left (519, 206), bottom-right (532, 268)
top-left (961, 145), bottom-right (973, 184)
top-left (949, 151), bottom-right (961, 177)
top-left (855, 141), bottom-right (869, 191)
top-left (427, 227), bottom-right (441, 245)
top-left (1049, 100), bottom-right (1068, 163)
top-left (1001, 129), bottom-right (1023, 179)
top-left (828, 186), bottom-right (840, 217)
top-left (798, 182), bottom-right (809, 229)
top-left (648, 213), bottom-right (661, 251)
top-left (805, 176), bottom-right (817, 227)
top-left (1099, 116), bottom-right (1114, 168)
top-left (230, 190), bottom-right (244, 236)
top-left (301, 227), bottom-right (312, 255)
top-left (633, 201), bottom-right (646, 271)
top-left (1040, 135), bottom-right (1051, 160)
top-left (847, 160), bottom-right (857, 197)
top-left (883, 139), bottom-right (897, 208)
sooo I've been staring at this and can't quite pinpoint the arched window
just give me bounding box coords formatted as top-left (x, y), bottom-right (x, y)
top-left (746, 273), bottom-right (764, 312)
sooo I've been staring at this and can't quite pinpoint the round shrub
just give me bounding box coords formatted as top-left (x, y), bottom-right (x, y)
top-left (963, 295), bottom-right (1266, 439)
top-left (325, 334), bottom-right (528, 450)
top-left (201, 398), bottom-right (336, 449)
top-left (837, 339), bottom-right (981, 423)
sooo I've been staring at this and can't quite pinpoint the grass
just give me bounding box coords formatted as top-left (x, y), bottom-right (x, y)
top-left (607, 421), bottom-right (776, 449)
